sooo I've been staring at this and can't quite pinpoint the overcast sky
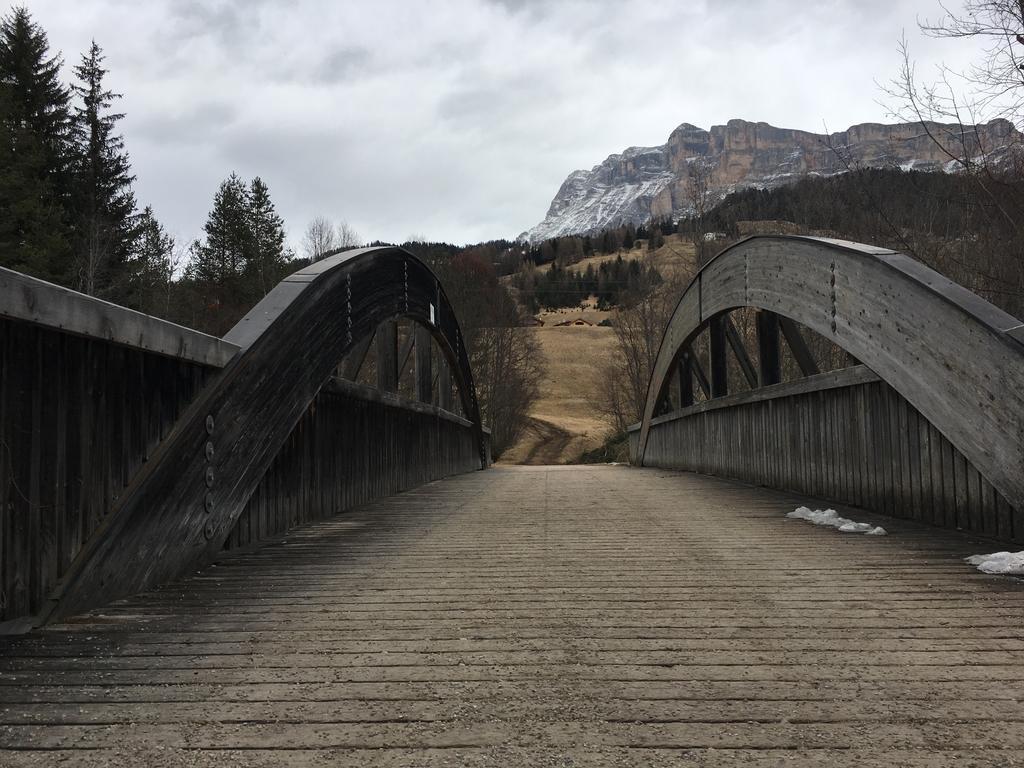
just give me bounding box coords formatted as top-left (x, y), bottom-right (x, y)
top-left (31, 0), bottom-right (981, 249)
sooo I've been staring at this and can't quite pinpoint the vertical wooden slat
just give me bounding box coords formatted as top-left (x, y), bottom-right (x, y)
top-left (966, 466), bottom-right (983, 533)
top-left (678, 351), bottom-right (694, 409)
top-left (954, 450), bottom-right (969, 532)
top-left (922, 420), bottom-right (937, 526)
top-left (928, 423), bottom-right (945, 529)
top-left (756, 310), bottom-right (781, 387)
top-left (376, 320), bottom-right (399, 393)
top-left (896, 395), bottom-right (912, 521)
top-left (36, 331), bottom-right (59, 612)
top-left (940, 437), bottom-right (957, 530)
top-left (1012, 499), bottom-right (1024, 545)
top-left (709, 316), bottom-right (728, 398)
top-left (996, 493), bottom-right (1014, 542)
top-left (414, 325), bottom-right (432, 404)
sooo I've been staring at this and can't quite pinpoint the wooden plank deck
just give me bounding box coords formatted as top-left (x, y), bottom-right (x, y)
top-left (2, 465), bottom-right (1024, 766)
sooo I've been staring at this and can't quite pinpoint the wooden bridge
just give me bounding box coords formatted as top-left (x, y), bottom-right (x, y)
top-left (1, 237), bottom-right (1023, 766)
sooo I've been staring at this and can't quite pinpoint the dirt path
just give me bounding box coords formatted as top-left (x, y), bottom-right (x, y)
top-left (512, 417), bottom-right (576, 465)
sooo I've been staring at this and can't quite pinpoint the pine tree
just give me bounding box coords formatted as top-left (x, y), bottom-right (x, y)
top-left (186, 173), bottom-right (253, 332)
top-left (70, 40), bottom-right (137, 298)
top-left (246, 176), bottom-right (287, 299)
top-left (190, 172), bottom-right (251, 286)
top-left (0, 7), bottom-right (73, 283)
top-left (125, 205), bottom-right (174, 314)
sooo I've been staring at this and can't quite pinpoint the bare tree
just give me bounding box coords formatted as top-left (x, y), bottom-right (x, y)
top-left (428, 250), bottom-right (543, 457)
top-left (302, 216), bottom-right (336, 261)
top-left (472, 326), bottom-right (544, 453)
top-left (595, 270), bottom-right (685, 434)
top-left (686, 157), bottom-right (715, 265)
top-left (883, 3), bottom-right (1024, 315)
top-left (918, 1), bottom-right (1024, 121)
top-left (336, 220), bottom-right (360, 249)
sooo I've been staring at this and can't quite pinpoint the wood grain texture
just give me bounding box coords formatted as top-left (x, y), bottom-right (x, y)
top-left (0, 318), bottom-right (215, 627)
top-left (1, 466), bottom-right (1023, 766)
top-left (635, 236), bottom-right (1024, 529)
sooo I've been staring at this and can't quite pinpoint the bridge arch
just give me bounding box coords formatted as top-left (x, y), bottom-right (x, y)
top-left (635, 235), bottom-right (1024, 530)
top-left (43, 246), bottom-right (486, 622)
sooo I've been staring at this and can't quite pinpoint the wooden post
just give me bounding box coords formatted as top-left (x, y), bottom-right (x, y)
top-left (725, 318), bottom-right (757, 388)
top-left (340, 334), bottom-right (373, 380)
top-left (779, 317), bottom-right (820, 377)
top-left (376, 320), bottom-right (398, 393)
top-left (438, 357), bottom-right (452, 411)
top-left (756, 310), bottom-right (781, 386)
top-left (709, 315), bottom-right (728, 398)
top-left (397, 333), bottom-right (415, 380)
top-left (414, 325), bottom-right (432, 404)
top-left (691, 355), bottom-right (711, 400)
top-left (677, 350), bottom-right (694, 408)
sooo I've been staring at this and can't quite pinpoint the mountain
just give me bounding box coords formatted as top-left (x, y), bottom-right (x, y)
top-left (520, 118), bottom-right (1020, 242)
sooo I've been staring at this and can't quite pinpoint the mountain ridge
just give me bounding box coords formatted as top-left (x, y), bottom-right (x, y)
top-left (520, 117), bottom-right (1019, 242)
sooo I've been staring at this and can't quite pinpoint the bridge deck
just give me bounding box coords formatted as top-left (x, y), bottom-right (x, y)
top-left (2, 465), bottom-right (1023, 766)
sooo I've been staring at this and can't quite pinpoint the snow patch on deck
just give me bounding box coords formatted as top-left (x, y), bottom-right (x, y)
top-left (787, 506), bottom-right (887, 535)
top-left (966, 551), bottom-right (1024, 575)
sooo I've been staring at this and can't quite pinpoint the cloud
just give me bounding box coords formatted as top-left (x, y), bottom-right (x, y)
top-left (313, 46), bottom-right (371, 84)
top-left (28, 0), bottom-right (984, 248)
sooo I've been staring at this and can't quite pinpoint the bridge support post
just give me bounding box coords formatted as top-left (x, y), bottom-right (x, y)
top-left (376, 320), bottom-right (399, 393)
top-left (779, 317), bottom-right (820, 377)
top-left (677, 350), bottom-right (694, 408)
top-left (415, 325), bottom-right (432, 404)
top-left (725, 318), bottom-right (758, 389)
top-left (756, 310), bottom-right (781, 386)
top-left (709, 315), bottom-right (728, 398)
top-left (340, 334), bottom-right (372, 380)
top-left (438, 359), bottom-right (452, 411)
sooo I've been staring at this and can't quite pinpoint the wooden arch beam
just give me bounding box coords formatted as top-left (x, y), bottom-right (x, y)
top-left (46, 247), bottom-right (485, 622)
top-left (635, 236), bottom-right (1024, 516)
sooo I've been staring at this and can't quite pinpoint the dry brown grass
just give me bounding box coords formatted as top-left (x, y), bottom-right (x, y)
top-left (499, 325), bottom-right (616, 464)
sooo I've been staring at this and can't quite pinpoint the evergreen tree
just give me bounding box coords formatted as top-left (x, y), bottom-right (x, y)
top-left (190, 172), bottom-right (251, 287)
top-left (70, 40), bottom-right (137, 298)
top-left (0, 7), bottom-right (73, 282)
top-left (125, 205), bottom-right (174, 314)
top-left (246, 176), bottom-right (287, 299)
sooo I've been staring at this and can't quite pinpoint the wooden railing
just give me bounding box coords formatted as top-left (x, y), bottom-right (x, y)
top-left (0, 248), bottom-right (488, 630)
top-left (632, 236), bottom-right (1024, 545)
top-left (631, 366), bottom-right (1020, 543)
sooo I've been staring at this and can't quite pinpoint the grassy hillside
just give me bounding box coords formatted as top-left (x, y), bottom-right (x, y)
top-left (501, 235), bottom-right (698, 464)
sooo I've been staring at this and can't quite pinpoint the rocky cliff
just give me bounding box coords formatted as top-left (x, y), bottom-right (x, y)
top-left (520, 118), bottom-right (1019, 242)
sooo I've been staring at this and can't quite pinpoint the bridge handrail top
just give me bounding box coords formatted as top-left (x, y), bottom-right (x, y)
top-left (0, 266), bottom-right (239, 367)
top-left (325, 376), bottom-right (486, 430)
top-left (224, 245), bottom-right (439, 349)
top-left (709, 236), bottom-right (1024, 343)
top-left (627, 364), bottom-right (881, 433)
